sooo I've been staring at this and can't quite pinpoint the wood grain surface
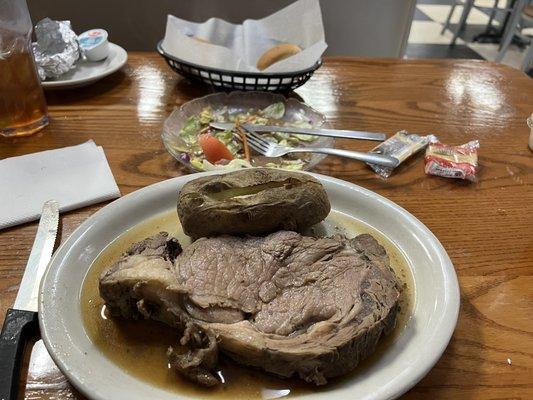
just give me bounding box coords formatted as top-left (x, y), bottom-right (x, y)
top-left (1, 54), bottom-right (532, 399)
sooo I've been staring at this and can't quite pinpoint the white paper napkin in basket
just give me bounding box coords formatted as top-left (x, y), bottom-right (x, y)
top-left (161, 0), bottom-right (327, 73)
top-left (0, 140), bottom-right (121, 230)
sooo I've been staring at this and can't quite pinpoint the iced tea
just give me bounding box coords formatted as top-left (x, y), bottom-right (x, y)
top-left (0, 33), bottom-right (48, 137)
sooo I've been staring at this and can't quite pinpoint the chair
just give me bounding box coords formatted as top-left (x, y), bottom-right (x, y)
top-left (495, 2), bottom-right (533, 71)
top-left (442, 0), bottom-right (500, 35)
top-left (520, 40), bottom-right (533, 71)
top-left (449, 0), bottom-right (519, 45)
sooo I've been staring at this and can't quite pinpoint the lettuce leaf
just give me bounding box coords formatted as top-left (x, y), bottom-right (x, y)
top-left (260, 102), bottom-right (285, 119)
top-left (264, 159), bottom-right (305, 170)
top-left (189, 158), bottom-right (205, 170)
top-left (199, 107), bottom-right (214, 125)
top-left (292, 133), bottom-right (315, 142)
top-left (202, 158), bottom-right (253, 171)
top-left (214, 130), bottom-right (242, 156)
top-left (179, 116), bottom-right (201, 145)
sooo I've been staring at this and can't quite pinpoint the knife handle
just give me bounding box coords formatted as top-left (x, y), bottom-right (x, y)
top-left (0, 308), bottom-right (38, 400)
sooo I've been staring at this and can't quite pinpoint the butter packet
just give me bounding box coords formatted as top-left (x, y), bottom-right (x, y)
top-left (424, 139), bottom-right (479, 182)
top-left (368, 131), bottom-right (435, 178)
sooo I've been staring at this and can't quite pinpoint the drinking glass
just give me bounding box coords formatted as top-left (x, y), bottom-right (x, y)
top-left (0, 0), bottom-right (48, 137)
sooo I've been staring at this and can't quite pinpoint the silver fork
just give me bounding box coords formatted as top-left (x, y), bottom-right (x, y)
top-left (242, 128), bottom-right (399, 168)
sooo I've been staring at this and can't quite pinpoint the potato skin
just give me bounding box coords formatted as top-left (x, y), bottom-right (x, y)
top-left (177, 168), bottom-right (330, 237)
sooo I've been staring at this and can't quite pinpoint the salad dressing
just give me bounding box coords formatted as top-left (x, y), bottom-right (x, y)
top-left (81, 210), bottom-right (414, 399)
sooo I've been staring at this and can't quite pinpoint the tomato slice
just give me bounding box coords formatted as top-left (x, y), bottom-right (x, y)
top-left (198, 134), bottom-right (234, 163)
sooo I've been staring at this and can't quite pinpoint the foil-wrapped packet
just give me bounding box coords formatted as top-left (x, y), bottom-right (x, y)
top-left (32, 18), bottom-right (80, 80)
top-left (368, 131), bottom-right (437, 178)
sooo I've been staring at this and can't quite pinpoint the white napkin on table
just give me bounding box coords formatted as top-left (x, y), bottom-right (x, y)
top-left (0, 140), bottom-right (121, 230)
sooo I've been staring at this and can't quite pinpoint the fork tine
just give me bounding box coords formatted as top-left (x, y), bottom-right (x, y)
top-left (237, 128), bottom-right (268, 155)
top-left (243, 128), bottom-right (269, 146)
top-left (246, 137), bottom-right (266, 155)
top-left (245, 134), bottom-right (268, 151)
top-left (242, 129), bottom-right (269, 152)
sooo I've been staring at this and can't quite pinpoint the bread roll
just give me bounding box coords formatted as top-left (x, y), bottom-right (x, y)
top-left (256, 43), bottom-right (301, 71)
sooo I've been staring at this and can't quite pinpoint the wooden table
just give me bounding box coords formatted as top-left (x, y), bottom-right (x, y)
top-left (1, 53), bottom-right (532, 399)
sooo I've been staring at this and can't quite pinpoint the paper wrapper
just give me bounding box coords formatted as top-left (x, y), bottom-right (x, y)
top-left (161, 0), bottom-right (327, 73)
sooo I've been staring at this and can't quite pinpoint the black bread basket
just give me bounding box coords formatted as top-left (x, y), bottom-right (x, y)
top-left (157, 41), bottom-right (321, 92)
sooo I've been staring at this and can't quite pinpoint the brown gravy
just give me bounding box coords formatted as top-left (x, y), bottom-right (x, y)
top-left (80, 210), bottom-right (414, 399)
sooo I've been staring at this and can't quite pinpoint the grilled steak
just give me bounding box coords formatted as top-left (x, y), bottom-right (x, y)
top-left (100, 231), bottom-right (401, 386)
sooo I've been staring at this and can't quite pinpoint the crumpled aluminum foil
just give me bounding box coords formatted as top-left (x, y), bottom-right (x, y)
top-left (32, 18), bottom-right (80, 80)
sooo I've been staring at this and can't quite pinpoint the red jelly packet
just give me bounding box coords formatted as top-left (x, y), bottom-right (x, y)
top-left (424, 140), bottom-right (479, 181)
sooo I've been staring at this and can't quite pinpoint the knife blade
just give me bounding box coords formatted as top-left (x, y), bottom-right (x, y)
top-left (0, 200), bottom-right (59, 400)
top-left (210, 122), bottom-right (386, 141)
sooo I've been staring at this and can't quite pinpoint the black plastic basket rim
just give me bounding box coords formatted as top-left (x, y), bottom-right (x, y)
top-left (156, 40), bottom-right (322, 78)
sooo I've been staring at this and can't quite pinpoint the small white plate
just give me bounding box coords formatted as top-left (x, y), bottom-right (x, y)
top-left (39, 171), bottom-right (460, 400)
top-left (41, 43), bottom-right (127, 89)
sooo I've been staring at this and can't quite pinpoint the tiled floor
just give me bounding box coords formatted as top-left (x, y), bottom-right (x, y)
top-left (407, 0), bottom-right (531, 74)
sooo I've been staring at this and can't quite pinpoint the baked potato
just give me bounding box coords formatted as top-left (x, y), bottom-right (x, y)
top-left (177, 168), bottom-right (330, 237)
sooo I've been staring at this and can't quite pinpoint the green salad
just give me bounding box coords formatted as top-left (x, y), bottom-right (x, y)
top-left (172, 102), bottom-right (317, 171)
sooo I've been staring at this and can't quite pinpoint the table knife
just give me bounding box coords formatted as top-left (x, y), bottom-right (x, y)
top-left (0, 200), bottom-right (59, 400)
top-left (210, 122), bottom-right (386, 141)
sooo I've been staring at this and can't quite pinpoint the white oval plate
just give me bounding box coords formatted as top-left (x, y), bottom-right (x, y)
top-left (39, 172), bottom-right (459, 400)
top-left (41, 43), bottom-right (127, 89)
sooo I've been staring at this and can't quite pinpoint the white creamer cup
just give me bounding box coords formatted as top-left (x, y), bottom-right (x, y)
top-left (78, 29), bottom-right (109, 61)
